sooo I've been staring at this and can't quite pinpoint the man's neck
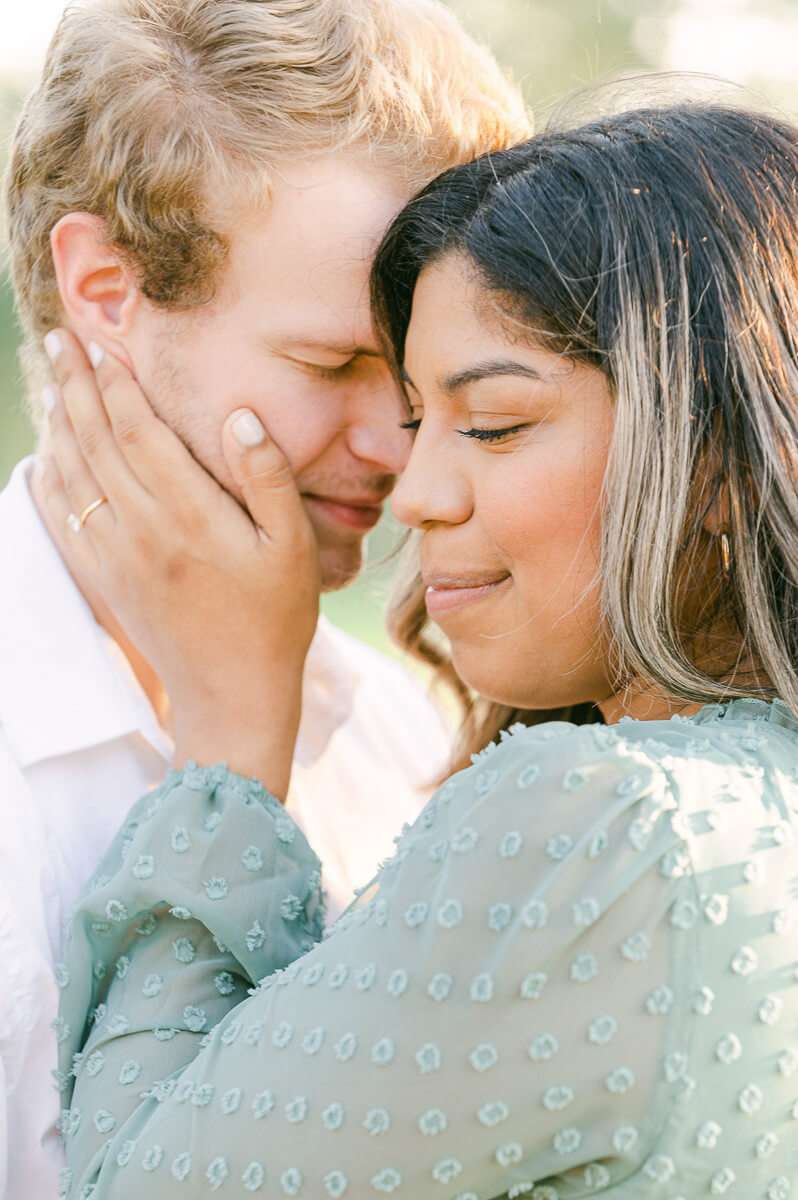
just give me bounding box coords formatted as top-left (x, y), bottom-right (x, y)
top-left (28, 455), bottom-right (172, 730)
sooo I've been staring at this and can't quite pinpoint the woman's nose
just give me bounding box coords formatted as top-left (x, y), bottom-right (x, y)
top-left (390, 424), bottom-right (472, 530)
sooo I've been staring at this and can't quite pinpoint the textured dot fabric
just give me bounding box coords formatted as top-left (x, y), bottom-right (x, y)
top-left (57, 698), bottom-right (798, 1198)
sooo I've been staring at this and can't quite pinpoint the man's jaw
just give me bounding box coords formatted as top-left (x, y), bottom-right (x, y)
top-left (301, 481), bottom-right (395, 592)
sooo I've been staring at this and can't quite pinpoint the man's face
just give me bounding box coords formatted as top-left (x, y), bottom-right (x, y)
top-left (124, 157), bottom-right (414, 590)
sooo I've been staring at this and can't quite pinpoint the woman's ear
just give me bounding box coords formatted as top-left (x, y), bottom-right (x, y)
top-left (50, 213), bottom-right (139, 369)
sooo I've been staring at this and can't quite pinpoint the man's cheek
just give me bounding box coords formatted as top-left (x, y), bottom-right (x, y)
top-left (256, 381), bottom-right (347, 474)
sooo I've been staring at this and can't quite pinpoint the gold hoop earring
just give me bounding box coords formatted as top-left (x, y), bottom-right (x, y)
top-left (720, 532), bottom-right (731, 577)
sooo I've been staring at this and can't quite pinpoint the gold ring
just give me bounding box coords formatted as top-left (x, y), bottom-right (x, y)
top-left (67, 497), bottom-right (108, 532)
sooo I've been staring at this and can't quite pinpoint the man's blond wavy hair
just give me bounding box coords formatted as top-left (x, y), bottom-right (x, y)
top-left (5, 0), bottom-right (530, 417)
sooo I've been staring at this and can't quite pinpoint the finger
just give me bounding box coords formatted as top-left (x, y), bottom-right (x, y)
top-left (70, 336), bottom-right (222, 509)
top-left (35, 453), bottom-right (102, 574)
top-left (41, 381), bottom-right (116, 539)
top-left (222, 410), bottom-right (313, 549)
top-left (44, 330), bottom-right (147, 510)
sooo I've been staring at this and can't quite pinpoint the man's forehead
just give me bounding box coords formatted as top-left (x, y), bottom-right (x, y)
top-left (229, 158), bottom-right (406, 304)
top-left (234, 227), bottom-right (379, 343)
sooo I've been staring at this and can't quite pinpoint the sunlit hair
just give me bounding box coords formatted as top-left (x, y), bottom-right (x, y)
top-left (372, 102), bottom-right (798, 769)
top-left (5, 0), bottom-right (530, 420)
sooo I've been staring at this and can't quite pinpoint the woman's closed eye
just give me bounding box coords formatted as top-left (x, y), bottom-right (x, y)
top-left (399, 417), bottom-right (531, 443)
top-left (458, 423), bottom-right (530, 442)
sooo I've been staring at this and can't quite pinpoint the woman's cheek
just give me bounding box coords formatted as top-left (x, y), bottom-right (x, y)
top-left (480, 446), bottom-right (575, 557)
top-left (482, 446), bottom-right (602, 606)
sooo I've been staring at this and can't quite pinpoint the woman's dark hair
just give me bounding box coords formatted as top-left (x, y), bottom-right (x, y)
top-left (372, 103), bottom-right (798, 766)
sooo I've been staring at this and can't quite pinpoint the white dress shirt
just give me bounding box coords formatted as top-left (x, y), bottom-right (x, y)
top-left (0, 457), bottom-right (451, 1200)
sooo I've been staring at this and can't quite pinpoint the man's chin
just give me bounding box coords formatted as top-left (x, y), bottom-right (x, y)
top-left (318, 543), bottom-right (365, 593)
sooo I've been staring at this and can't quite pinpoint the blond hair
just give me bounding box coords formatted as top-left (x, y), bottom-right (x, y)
top-left (5, 0), bottom-right (530, 416)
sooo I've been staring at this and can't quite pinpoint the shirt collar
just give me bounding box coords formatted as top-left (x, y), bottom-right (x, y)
top-left (0, 458), bottom-right (172, 768)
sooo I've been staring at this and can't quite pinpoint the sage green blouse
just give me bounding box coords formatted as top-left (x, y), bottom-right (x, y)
top-left (56, 699), bottom-right (798, 1199)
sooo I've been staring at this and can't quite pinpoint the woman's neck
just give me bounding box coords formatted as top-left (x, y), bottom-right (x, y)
top-left (597, 655), bottom-right (773, 727)
top-left (597, 689), bottom-right (704, 726)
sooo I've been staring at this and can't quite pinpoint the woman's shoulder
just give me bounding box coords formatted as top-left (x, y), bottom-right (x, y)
top-left (607, 696), bottom-right (798, 773)
top-left (444, 696), bottom-right (798, 807)
top-left (372, 714), bottom-right (682, 906)
top-left (429, 711), bottom-right (682, 822)
top-left (375, 697), bottom-right (798, 890)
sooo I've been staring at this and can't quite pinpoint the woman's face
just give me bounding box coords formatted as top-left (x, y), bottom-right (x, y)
top-left (390, 254), bottom-right (616, 710)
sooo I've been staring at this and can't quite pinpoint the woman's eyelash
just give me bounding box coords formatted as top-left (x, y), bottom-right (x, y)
top-left (459, 424), bottom-right (528, 442)
top-left (398, 420), bottom-right (529, 442)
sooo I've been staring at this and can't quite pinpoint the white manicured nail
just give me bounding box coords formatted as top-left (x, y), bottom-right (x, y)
top-left (88, 341), bottom-right (105, 368)
top-left (41, 385), bottom-right (58, 415)
top-left (232, 412), bottom-right (266, 447)
top-left (43, 332), bottom-right (62, 363)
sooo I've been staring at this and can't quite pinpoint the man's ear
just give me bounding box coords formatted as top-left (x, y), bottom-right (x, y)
top-left (50, 213), bottom-right (140, 369)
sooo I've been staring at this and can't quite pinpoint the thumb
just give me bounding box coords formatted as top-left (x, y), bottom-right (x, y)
top-left (223, 409), bottom-right (309, 546)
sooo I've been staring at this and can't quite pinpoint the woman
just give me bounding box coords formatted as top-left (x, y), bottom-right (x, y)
top-left (46, 102), bottom-right (797, 1198)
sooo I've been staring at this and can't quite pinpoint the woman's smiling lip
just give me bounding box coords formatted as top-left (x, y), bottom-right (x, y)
top-left (423, 571), bottom-right (511, 615)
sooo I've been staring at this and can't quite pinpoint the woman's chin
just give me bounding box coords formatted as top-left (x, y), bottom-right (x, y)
top-left (449, 646), bottom-right (538, 710)
top-left (450, 644), bottom-right (603, 713)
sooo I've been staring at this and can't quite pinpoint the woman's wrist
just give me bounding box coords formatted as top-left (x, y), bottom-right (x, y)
top-left (171, 687), bottom-right (302, 802)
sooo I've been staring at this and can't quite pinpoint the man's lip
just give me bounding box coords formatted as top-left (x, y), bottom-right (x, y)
top-left (305, 492), bottom-right (391, 508)
top-left (304, 494), bottom-right (387, 531)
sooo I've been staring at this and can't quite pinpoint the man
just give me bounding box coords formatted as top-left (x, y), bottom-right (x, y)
top-left (0, 0), bottom-right (530, 1193)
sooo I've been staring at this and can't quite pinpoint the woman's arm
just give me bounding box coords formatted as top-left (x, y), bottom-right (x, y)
top-left (60, 723), bottom-right (690, 1199)
top-left (57, 764), bottom-right (323, 1194)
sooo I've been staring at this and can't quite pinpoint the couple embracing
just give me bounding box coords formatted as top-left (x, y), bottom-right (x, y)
top-left (2, 0), bottom-right (798, 1197)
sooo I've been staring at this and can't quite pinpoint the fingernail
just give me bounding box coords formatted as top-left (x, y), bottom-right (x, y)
top-left (232, 411), bottom-right (266, 447)
top-left (43, 332), bottom-right (62, 363)
top-left (88, 341), bottom-right (105, 368)
top-left (41, 385), bottom-right (58, 415)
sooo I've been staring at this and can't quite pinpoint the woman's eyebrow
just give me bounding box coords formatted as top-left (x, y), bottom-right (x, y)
top-left (400, 358), bottom-right (544, 394)
top-left (442, 358), bottom-right (544, 392)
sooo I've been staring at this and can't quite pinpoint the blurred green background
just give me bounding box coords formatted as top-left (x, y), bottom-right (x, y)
top-left (3, 0), bottom-right (798, 652)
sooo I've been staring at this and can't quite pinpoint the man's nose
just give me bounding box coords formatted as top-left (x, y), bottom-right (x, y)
top-left (344, 370), bottom-right (412, 476)
top-left (390, 422), bottom-right (472, 530)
